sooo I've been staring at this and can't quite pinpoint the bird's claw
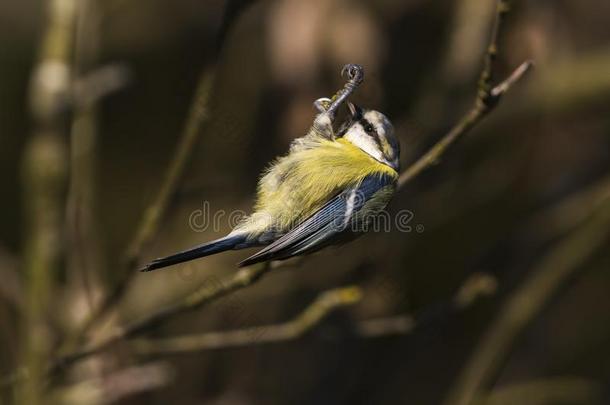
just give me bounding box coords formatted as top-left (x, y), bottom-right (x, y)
top-left (341, 64), bottom-right (364, 85)
top-left (314, 64), bottom-right (365, 128)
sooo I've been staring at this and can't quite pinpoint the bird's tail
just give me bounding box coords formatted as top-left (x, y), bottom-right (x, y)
top-left (140, 233), bottom-right (249, 272)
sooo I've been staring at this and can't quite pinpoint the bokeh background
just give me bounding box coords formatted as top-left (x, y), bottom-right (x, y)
top-left (1, 0), bottom-right (610, 404)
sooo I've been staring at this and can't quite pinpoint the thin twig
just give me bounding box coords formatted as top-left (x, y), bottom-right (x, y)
top-left (78, 66), bottom-right (216, 330)
top-left (51, 269), bottom-right (496, 373)
top-left (49, 271), bottom-right (496, 372)
top-left (52, 361), bottom-right (172, 404)
top-left (443, 196), bottom-right (610, 405)
top-left (478, 0), bottom-right (509, 95)
top-left (490, 61), bottom-right (533, 98)
top-left (73, 0), bottom-right (257, 344)
top-left (49, 262), bottom-right (272, 374)
top-left (398, 59), bottom-right (532, 188)
top-left (355, 272), bottom-right (498, 339)
top-left (398, 0), bottom-right (532, 189)
top-left (66, 0), bottom-right (106, 329)
top-left (128, 273), bottom-right (496, 355)
top-left (131, 286), bottom-right (362, 354)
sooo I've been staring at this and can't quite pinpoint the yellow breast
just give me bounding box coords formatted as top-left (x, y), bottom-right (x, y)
top-left (239, 138), bottom-right (398, 236)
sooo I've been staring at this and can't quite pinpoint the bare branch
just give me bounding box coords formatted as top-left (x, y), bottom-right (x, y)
top-left (73, 63), bottom-right (131, 107)
top-left (398, 59), bottom-right (532, 188)
top-left (19, 0), bottom-right (77, 403)
top-left (131, 286), bottom-right (362, 354)
top-left (490, 61), bottom-right (534, 98)
top-left (52, 362), bottom-right (172, 405)
top-left (72, 0), bottom-right (258, 347)
top-left (398, 0), bottom-right (532, 189)
top-left (130, 273), bottom-right (496, 355)
top-left (49, 262), bottom-right (273, 374)
top-left (478, 0), bottom-right (510, 95)
top-left (64, 0), bottom-right (111, 347)
top-left (50, 271), bottom-right (498, 372)
top-left (362, 273), bottom-right (497, 339)
top-left (74, 67), bottom-right (216, 339)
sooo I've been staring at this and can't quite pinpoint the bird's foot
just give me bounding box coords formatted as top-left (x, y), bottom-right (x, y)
top-left (314, 97), bottom-right (332, 113)
top-left (326, 64), bottom-right (365, 118)
top-left (341, 63), bottom-right (364, 87)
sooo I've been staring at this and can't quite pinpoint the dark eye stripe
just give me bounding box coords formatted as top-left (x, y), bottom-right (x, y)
top-left (359, 118), bottom-right (383, 148)
top-left (360, 118), bottom-right (373, 132)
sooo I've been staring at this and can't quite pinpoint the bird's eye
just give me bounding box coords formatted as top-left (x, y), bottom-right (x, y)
top-left (364, 124), bottom-right (374, 133)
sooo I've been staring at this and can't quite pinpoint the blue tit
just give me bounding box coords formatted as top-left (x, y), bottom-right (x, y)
top-left (141, 65), bottom-right (400, 271)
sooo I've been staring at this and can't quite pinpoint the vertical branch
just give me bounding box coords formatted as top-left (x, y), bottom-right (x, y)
top-left (477, 0), bottom-right (510, 99)
top-left (92, 66), bottom-right (216, 319)
top-left (398, 0), bottom-right (531, 190)
top-left (66, 0), bottom-right (104, 316)
top-left (123, 67), bottom-right (216, 267)
top-left (443, 0), bottom-right (497, 82)
top-left (18, 0), bottom-right (77, 402)
top-left (76, 0), bottom-right (258, 340)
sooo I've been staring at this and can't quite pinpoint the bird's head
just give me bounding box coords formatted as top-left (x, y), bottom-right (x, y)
top-left (337, 102), bottom-right (400, 172)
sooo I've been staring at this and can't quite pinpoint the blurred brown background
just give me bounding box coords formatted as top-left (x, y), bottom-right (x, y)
top-left (1, 0), bottom-right (610, 404)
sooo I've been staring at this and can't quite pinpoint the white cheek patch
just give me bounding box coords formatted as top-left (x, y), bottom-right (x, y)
top-left (344, 125), bottom-right (385, 163)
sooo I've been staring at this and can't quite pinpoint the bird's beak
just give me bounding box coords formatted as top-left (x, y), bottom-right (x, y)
top-left (383, 157), bottom-right (400, 172)
top-left (347, 101), bottom-right (363, 120)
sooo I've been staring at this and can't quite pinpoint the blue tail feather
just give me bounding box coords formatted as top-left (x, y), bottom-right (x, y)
top-left (140, 234), bottom-right (248, 272)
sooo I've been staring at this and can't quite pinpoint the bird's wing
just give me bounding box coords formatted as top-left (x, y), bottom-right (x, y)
top-left (238, 173), bottom-right (395, 267)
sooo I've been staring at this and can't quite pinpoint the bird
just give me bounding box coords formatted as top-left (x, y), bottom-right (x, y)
top-left (141, 64), bottom-right (400, 272)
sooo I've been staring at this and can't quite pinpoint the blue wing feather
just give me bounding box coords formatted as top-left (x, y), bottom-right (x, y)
top-left (238, 174), bottom-right (394, 267)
